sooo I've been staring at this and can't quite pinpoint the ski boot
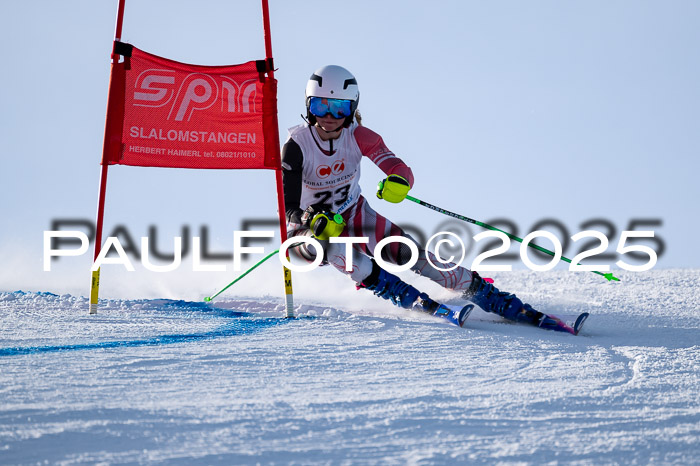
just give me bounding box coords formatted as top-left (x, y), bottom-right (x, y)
top-left (463, 272), bottom-right (585, 334)
top-left (360, 267), bottom-right (473, 327)
top-left (360, 267), bottom-right (423, 309)
top-left (462, 271), bottom-right (525, 321)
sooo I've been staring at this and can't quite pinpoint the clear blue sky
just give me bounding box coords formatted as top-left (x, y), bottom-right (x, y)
top-left (1, 0), bottom-right (698, 297)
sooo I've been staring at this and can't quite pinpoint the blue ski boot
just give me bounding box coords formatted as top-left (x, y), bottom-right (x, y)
top-left (463, 271), bottom-right (529, 322)
top-left (360, 267), bottom-right (425, 309)
top-left (463, 272), bottom-right (586, 334)
top-left (360, 266), bottom-right (474, 327)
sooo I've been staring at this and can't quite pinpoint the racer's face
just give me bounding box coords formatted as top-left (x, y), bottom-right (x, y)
top-left (315, 113), bottom-right (345, 136)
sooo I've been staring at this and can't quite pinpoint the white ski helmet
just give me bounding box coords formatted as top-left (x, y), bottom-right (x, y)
top-left (305, 65), bottom-right (359, 126)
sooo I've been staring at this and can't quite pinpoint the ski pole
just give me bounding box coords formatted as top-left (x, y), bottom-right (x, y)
top-left (204, 242), bottom-right (303, 302)
top-left (405, 195), bottom-right (619, 282)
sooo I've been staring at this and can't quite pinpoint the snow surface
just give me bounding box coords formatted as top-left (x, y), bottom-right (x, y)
top-left (1, 269), bottom-right (698, 464)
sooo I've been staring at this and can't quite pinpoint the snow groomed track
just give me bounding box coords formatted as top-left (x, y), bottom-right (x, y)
top-left (1, 270), bottom-right (698, 464)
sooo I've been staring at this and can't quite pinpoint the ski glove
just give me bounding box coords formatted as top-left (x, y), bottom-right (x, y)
top-left (377, 174), bottom-right (411, 203)
top-left (301, 206), bottom-right (346, 240)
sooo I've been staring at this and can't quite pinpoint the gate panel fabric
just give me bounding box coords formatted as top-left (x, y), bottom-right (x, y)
top-left (103, 43), bottom-right (279, 170)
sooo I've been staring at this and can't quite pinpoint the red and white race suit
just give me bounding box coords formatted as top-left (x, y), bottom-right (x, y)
top-left (282, 122), bottom-right (472, 291)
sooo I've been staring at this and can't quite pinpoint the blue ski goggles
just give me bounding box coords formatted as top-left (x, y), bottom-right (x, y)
top-left (308, 97), bottom-right (353, 119)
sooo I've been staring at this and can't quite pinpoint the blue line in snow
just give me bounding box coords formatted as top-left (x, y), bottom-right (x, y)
top-left (0, 297), bottom-right (292, 357)
top-left (0, 318), bottom-right (286, 357)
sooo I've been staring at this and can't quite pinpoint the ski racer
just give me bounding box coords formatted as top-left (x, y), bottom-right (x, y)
top-left (281, 65), bottom-right (558, 329)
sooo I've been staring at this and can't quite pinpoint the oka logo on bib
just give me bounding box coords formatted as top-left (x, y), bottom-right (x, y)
top-left (316, 160), bottom-right (345, 179)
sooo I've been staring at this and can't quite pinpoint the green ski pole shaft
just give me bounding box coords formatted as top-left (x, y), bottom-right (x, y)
top-left (204, 242), bottom-right (304, 302)
top-left (405, 195), bottom-right (619, 282)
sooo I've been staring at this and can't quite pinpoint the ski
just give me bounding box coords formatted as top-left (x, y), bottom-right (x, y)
top-left (508, 304), bottom-right (590, 336)
top-left (418, 299), bottom-right (474, 327)
top-left (437, 303), bottom-right (475, 327)
top-left (537, 312), bottom-right (589, 335)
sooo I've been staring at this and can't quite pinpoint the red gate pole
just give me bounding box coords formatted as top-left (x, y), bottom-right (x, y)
top-left (261, 0), bottom-right (295, 318)
top-left (90, 0), bottom-right (127, 314)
